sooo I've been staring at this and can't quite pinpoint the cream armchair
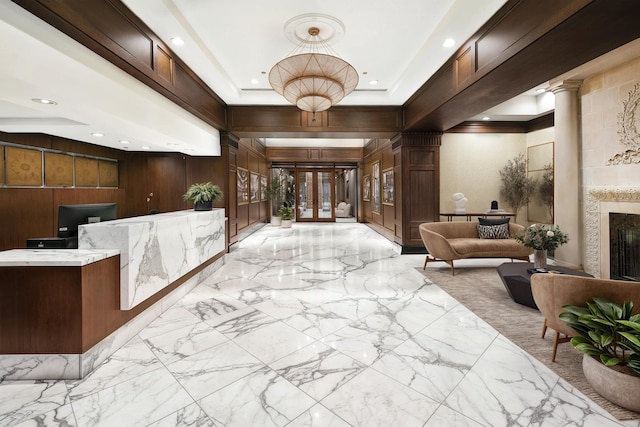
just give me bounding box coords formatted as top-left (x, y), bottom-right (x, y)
top-left (531, 274), bottom-right (640, 361)
top-left (335, 202), bottom-right (351, 217)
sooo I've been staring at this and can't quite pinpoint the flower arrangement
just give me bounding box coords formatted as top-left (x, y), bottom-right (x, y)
top-left (514, 223), bottom-right (568, 251)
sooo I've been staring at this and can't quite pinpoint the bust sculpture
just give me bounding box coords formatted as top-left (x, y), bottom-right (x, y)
top-left (453, 192), bottom-right (468, 214)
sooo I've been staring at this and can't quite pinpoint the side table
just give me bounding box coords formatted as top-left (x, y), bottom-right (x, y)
top-left (496, 262), bottom-right (593, 309)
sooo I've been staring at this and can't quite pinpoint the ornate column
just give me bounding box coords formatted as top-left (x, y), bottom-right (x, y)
top-left (549, 80), bottom-right (583, 268)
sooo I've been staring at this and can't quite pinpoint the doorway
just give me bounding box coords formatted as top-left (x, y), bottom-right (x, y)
top-left (296, 169), bottom-right (335, 222)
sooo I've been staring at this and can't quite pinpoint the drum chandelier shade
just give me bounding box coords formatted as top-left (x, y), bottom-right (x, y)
top-left (269, 26), bottom-right (358, 114)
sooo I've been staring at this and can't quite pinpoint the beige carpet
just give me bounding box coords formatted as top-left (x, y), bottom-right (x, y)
top-left (418, 262), bottom-right (640, 422)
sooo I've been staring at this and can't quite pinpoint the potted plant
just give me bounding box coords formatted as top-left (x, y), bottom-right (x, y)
top-left (183, 182), bottom-right (223, 211)
top-left (498, 153), bottom-right (537, 222)
top-left (278, 206), bottom-right (294, 228)
top-left (264, 169), bottom-right (286, 225)
top-left (514, 223), bottom-right (568, 269)
top-left (559, 298), bottom-right (640, 412)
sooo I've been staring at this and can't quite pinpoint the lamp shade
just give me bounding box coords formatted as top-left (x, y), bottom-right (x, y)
top-left (269, 52), bottom-right (359, 113)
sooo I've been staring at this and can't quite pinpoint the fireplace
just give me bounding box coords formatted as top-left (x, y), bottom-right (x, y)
top-left (609, 213), bottom-right (640, 281)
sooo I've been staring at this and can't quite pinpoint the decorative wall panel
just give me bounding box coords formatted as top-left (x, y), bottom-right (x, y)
top-left (99, 160), bottom-right (119, 187)
top-left (75, 157), bottom-right (99, 187)
top-left (45, 152), bottom-right (74, 187)
top-left (5, 146), bottom-right (42, 186)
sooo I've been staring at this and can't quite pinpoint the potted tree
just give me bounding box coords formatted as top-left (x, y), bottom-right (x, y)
top-left (183, 182), bottom-right (223, 211)
top-left (498, 153), bottom-right (537, 222)
top-left (278, 206), bottom-right (294, 228)
top-left (560, 298), bottom-right (640, 412)
top-left (264, 170), bottom-right (286, 225)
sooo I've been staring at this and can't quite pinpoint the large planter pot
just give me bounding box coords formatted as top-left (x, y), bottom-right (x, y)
top-left (582, 354), bottom-right (640, 412)
top-left (194, 201), bottom-right (213, 211)
top-left (271, 216), bottom-right (282, 226)
top-left (281, 219), bottom-right (293, 228)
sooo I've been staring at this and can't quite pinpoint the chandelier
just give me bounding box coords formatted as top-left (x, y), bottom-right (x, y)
top-left (269, 18), bottom-right (358, 115)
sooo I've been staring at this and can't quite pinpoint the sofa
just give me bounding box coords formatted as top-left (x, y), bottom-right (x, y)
top-left (531, 274), bottom-right (640, 361)
top-left (335, 202), bottom-right (351, 217)
top-left (419, 221), bottom-right (532, 275)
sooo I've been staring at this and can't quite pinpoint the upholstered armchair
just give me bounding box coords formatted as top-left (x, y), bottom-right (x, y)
top-left (531, 273), bottom-right (640, 362)
top-left (335, 202), bottom-right (351, 217)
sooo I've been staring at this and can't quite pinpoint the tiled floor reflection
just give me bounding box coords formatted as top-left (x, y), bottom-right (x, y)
top-left (1, 223), bottom-right (637, 427)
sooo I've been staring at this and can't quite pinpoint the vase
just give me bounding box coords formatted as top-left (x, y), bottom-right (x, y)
top-left (582, 354), bottom-right (640, 412)
top-left (194, 201), bottom-right (212, 211)
top-left (533, 249), bottom-right (547, 269)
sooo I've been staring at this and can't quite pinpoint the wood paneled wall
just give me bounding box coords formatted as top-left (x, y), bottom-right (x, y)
top-left (0, 131), bottom-right (229, 251)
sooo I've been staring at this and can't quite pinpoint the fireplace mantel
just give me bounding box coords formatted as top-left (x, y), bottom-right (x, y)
top-left (584, 187), bottom-right (640, 277)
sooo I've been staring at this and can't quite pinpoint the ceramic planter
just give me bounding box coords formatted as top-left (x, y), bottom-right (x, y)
top-left (281, 219), bottom-right (293, 228)
top-left (271, 216), bottom-right (282, 226)
top-left (582, 354), bottom-right (640, 412)
top-left (194, 201), bottom-right (213, 211)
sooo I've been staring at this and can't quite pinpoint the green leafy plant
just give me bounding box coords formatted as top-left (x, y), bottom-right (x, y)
top-left (264, 169), bottom-right (286, 215)
top-left (182, 182), bottom-right (223, 204)
top-left (499, 153), bottom-right (537, 222)
top-left (514, 223), bottom-right (568, 251)
top-left (278, 206), bottom-right (294, 220)
top-left (538, 163), bottom-right (554, 219)
top-left (560, 297), bottom-right (640, 376)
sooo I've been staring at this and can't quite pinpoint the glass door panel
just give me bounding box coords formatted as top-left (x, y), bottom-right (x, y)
top-left (297, 171), bottom-right (314, 221)
top-left (317, 171), bottom-right (333, 220)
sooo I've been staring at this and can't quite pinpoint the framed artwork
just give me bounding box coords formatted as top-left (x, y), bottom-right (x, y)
top-left (250, 172), bottom-right (259, 202)
top-left (372, 162), bottom-right (380, 213)
top-left (5, 146), bottom-right (42, 186)
top-left (382, 168), bottom-right (394, 205)
top-left (260, 175), bottom-right (267, 201)
top-left (45, 152), bottom-right (73, 187)
top-left (75, 156), bottom-right (99, 187)
top-left (237, 168), bottom-right (249, 204)
top-left (527, 142), bottom-right (554, 224)
top-left (362, 174), bottom-right (371, 201)
top-left (99, 159), bottom-right (119, 187)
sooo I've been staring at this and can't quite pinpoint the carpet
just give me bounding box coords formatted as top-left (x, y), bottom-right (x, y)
top-left (418, 262), bottom-right (640, 422)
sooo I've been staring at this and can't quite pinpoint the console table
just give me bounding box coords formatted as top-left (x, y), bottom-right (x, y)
top-left (497, 262), bottom-right (593, 309)
top-left (440, 212), bottom-right (515, 221)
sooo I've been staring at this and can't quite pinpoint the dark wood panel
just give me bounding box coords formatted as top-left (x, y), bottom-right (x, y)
top-left (147, 155), bottom-right (187, 213)
top-left (229, 106), bottom-right (402, 138)
top-left (326, 108), bottom-right (402, 130)
top-left (173, 63), bottom-right (226, 125)
top-left (0, 132), bottom-right (52, 149)
top-left (404, 0), bottom-right (640, 131)
top-left (409, 170), bottom-right (436, 221)
top-left (0, 188), bottom-right (54, 250)
top-left (155, 46), bottom-right (173, 84)
top-left (455, 46), bottom-right (474, 85)
top-left (0, 265), bottom-right (84, 353)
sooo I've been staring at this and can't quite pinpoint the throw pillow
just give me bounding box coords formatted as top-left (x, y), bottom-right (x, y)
top-left (477, 223), bottom-right (510, 239)
top-left (478, 217), bottom-right (510, 225)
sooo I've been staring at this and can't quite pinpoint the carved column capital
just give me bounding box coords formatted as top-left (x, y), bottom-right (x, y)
top-left (549, 79), bottom-right (583, 94)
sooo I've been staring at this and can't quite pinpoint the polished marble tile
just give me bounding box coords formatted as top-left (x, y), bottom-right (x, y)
top-left (0, 223), bottom-right (636, 427)
top-left (166, 340), bottom-right (264, 401)
top-left (198, 367), bottom-right (316, 427)
top-left (270, 342), bottom-right (365, 400)
top-left (321, 367), bottom-right (440, 427)
top-left (71, 368), bottom-right (194, 427)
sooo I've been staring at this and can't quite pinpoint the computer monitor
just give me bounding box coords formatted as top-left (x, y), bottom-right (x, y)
top-left (57, 203), bottom-right (117, 238)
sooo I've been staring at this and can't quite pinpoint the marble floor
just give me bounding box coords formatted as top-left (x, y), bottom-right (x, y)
top-left (1, 223), bottom-right (638, 427)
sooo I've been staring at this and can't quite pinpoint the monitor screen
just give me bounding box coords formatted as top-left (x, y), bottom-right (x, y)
top-left (57, 203), bottom-right (117, 238)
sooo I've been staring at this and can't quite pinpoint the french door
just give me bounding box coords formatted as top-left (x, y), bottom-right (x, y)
top-left (296, 169), bottom-right (335, 222)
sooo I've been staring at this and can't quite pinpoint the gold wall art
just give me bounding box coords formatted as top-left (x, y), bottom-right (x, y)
top-left (5, 146), bottom-right (42, 186)
top-left (45, 152), bottom-right (74, 187)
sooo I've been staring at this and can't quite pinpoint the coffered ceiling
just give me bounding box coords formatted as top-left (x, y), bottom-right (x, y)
top-left (0, 0), bottom-right (566, 154)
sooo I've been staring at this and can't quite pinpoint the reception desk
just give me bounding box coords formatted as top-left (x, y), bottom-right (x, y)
top-left (0, 209), bottom-right (226, 380)
top-left (79, 209), bottom-right (225, 310)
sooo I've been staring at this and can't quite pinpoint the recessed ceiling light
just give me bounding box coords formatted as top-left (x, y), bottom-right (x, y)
top-left (536, 88), bottom-right (546, 93)
top-left (482, 116), bottom-right (491, 121)
top-left (32, 98), bottom-right (57, 105)
top-left (170, 37), bottom-right (185, 46)
top-left (369, 80), bottom-right (379, 85)
top-left (119, 139), bottom-right (130, 144)
top-left (250, 78), bottom-right (260, 85)
top-left (91, 132), bottom-right (104, 137)
top-left (141, 146), bottom-right (150, 150)
top-left (443, 38), bottom-right (455, 48)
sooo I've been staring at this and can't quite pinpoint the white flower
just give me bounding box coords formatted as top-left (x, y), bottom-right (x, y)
top-left (546, 230), bottom-right (555, 237)
top-left (529, 224), bottom-right (537, 228)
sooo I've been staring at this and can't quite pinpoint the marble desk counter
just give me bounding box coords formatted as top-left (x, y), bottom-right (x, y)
top-left (0, 248), bottom-right (119, 267)
top-left (79, 209), bottom-right (226, 310)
